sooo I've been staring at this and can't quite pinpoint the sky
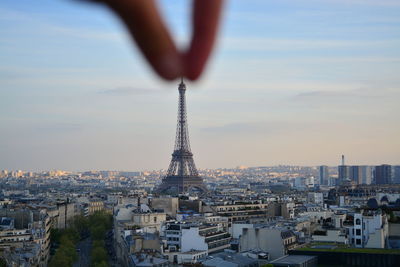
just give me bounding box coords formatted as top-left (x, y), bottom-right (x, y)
top-left (1, 0), bottom-right (400, 171)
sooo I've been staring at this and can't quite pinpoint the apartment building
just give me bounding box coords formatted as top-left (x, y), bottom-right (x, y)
top-left (346, 210), bottom-right (389, 248)
top-left (0, 209), bottom-right (51, 266)
top-left (164, 221), bottom-right (231, 256)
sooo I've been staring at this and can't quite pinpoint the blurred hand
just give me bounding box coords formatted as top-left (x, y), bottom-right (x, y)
top-left (85, 0), bottom-right (224, 81)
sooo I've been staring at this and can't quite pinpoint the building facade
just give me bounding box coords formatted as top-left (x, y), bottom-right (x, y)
top-left (319, 166), bottom-right (329, 185)
top-left (164, 222), bottom-right (231, 256)
top-left (375, 165), bottom-right (392, 185)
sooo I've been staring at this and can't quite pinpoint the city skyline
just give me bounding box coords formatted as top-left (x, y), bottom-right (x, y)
top-left (1, 162), bottom-right (399, 174)
top-left (1, 0), bottom-right (400, 171)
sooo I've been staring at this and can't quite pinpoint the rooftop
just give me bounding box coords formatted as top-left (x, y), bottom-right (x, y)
top-left (180, 249), bottom-right (207, 255)
top-left (297, 243), bottom-right (400, 255)
top-left (271, 255), bottom-right (316, 264)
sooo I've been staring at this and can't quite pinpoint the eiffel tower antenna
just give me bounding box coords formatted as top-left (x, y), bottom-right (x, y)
top-left (157, 80), bottom-right (207, 194)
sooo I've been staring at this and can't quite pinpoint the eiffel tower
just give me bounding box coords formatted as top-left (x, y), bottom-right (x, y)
top-left (157, 79), bottom-right (207, 194)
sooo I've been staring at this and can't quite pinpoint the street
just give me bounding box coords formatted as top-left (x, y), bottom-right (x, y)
top-left (73, 237), bottom-right (91, 267)
top-left (106, 230), bottom-right (120, 267)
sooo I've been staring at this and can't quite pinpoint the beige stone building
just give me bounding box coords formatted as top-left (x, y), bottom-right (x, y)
top-left (0, 209), bottom-right (51, 266)
top-left (88, 199), bottom-right (105, 215)
top-left (150, 197), bottom-right (179, 217)
top-left (212, 201), bottom-right (270, 223)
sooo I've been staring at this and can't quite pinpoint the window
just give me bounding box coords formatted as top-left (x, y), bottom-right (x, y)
top-left (356, 219), bottom-right (361, 225)
top-left (356, 239), bottom-right (361, 245)
top-left (154, 217), bottom-right (157, 223)
top-left (356, 229), bottom-right (361, 236)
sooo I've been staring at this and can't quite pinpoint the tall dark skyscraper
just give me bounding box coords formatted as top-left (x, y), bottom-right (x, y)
top-left (157, 80), bottom-right (207, 194)
top-left (350, 166), bottom-right (362, 184)
top-left (359, 166), bottom-right (372, 185)
top-left (349, 166), bottom-right (372, 185)
top-left (393, 166), bottom-right (400, 184)
top-left (375, 164), bottom-right (392, 184)
top-left (338, 155), bottom-right (350, 184)
top-left (319, 165), bottom-right (329, 185)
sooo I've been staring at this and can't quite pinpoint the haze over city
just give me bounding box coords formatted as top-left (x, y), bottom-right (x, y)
top-left (1, 0), bottom-right (400, 171)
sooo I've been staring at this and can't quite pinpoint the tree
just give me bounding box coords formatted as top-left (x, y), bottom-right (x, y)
top-left (89, 211), bottom-right (112, 230)
top-left (93, 261), bottom-right (109, 267)
top-left (90, 224), bottom-right (106, 240)
top-left (93, 239), bottom-right (105, 248)
top-left (49, 234), bottom-right (78, 267)
top-left (59, 245), bottom-right (78, 263)
top-left (50, 228), bottom-right (62, 244)
top-left (73, 215), bottom-right (89, 237)
top-left (63, 228), bottom-right (80, 244)
top-left (91, 246), bottom-right (108, 264)
top-left (49, 249), bottom-right (73, 267)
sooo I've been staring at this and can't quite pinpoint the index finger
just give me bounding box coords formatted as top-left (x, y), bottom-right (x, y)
top-left (104, 0), bottom-right (183, 80)
top-left (185, 0), bottom-right (225, 80)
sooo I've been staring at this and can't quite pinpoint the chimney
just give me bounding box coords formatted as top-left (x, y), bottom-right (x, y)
top-left (341, 155), bottom-right (345, 166)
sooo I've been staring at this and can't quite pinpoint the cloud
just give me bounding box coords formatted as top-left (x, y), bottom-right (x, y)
top-left (0, 6), bottom-right (121, 42)
top-left (34, 122), bottom-right (83, 133)
top-left (295, 90), bottom-right (358, 99)
top-left (221, 37), bottom-right (400, 52)
top-left (98, 87), bottom-right (161, 96)
top-left (294, 86), bottom-right (400, 100)
top-left (322, 0), bottom-right (400, 7)
top-left (200, 121), bottom-right (316, 136)
top-left (201, 122), bottom-right (264, 134)
top-left (46, 25), bottom-right (121, 42)
top-left (0, 121), bottom-right (84, 138)
top-left (289, 86), bottom-right (400, 116)
top-left (267, 0), bottom-right (400, 7)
